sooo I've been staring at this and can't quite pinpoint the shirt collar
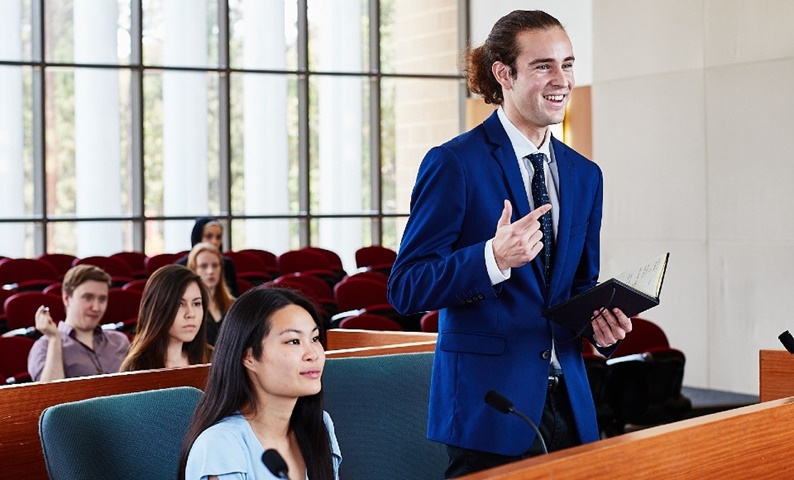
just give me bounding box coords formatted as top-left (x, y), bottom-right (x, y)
top-left (59, 320), bottom-right (103, 338)
top-left (496, 106), bottom-right (553, 163)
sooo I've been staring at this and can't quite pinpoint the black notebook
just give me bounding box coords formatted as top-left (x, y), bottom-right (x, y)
top-left (543, 253), bottom-right (670, 338)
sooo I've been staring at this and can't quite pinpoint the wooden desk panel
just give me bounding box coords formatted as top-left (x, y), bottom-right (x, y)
top-left (461, 398), bottom-right (794, 479)
top-left (759, 349), bottom-right (794, 402)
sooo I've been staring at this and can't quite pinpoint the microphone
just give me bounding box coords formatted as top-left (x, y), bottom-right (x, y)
top-left (262, 449), bottom-right (289, 479)
top-left (484, 390), bottom-right (548, 455)
top-left (779, 330), bottom-right (794, 354)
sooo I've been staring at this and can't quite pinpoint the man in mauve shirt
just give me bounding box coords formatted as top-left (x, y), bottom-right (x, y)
top-left (28, 264), bottom-right (130, 382)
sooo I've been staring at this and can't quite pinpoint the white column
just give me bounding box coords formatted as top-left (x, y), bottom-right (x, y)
top-left (316, 0), bottom-right (363, 271)
top-left (162, 0), bottom-right (208, 253)
top-left (0, 1), bottom-right (26, 257)
top-left (243, 1), bottom-right (290, 253)
top-left (73, 0), bottom-right (123, 256)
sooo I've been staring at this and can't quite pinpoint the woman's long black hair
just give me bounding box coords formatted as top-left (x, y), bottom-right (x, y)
top-left (178, 286), bottom-right (334, 480)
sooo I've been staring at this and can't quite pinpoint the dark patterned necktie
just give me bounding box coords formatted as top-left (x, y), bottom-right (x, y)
top-left (527, 152), bottom-right (554, 286)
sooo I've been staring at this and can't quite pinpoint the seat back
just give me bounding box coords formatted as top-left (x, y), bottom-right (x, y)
top-left (103, 289), bottom-right (143, 325)
top-left (39, 386), bottom-right (203, 480)
top-left (0, 258), bottom-right (59, 291)
top-left (109, 252), bottom-right (149, 279)
top-left (420, 310), bottom-right (439, 333)
top-left (339, 313), bottom-right (404, 331)
top-left (0, 336), bottom-right (36, 383)
top-left (73, 256), bottom-right (134, 286)
top-left (603, 348), bottom-right (691, 434)
top-left (323, 352), bottom-right (446, 480)
top-left (4, 292), bottom-right (66, 331)
top-left (144, 253), bottom-right (182, 277)
top-left (612, 317), bottom-right (669, 356)
top-left (355, 245), bottom-right (397, 269)
top-left (333, 276), bottom-right (389, 312)
top-left (38, 254), bottom-right (78, 280)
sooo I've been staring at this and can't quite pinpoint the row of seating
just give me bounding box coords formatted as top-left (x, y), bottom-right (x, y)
top-left (0, 245), bottom-right (397, 288)
top-left (0, 245), bottom-right (400, 331)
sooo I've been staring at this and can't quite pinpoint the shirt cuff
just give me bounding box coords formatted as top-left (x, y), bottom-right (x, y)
top-left (485, 239), bottom-right (510, 286)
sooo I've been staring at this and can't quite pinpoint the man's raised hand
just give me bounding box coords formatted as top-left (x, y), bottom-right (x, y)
top-left (492, 199), bottom-right (551, 271)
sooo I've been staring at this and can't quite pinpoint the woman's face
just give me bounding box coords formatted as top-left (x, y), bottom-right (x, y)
top-left (168, 281), bottom-right (204, 345)
top-left (201, 224), bottom-right (223, 250)
top-left (195, 250), bottom-right (221, 290)
top-left (243, 304), bottom-right (325, 401)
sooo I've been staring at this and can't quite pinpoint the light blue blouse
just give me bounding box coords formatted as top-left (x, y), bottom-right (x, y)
top-left (185, 411), bottom-right (342, 480)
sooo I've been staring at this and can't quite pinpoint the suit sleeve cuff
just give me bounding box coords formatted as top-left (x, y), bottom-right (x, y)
top-left (485, 239), bottom-right (510, 286)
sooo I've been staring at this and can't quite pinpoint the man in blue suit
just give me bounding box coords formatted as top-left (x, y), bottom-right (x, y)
top-left (388, 10), bottom-right (633, 478)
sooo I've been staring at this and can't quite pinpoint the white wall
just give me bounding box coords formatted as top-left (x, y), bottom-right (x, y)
top-left (471, 0), bottom-right (794, 394)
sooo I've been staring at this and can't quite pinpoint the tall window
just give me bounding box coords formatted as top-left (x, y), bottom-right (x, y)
top-left (0, 0), bottom-right (464, 271)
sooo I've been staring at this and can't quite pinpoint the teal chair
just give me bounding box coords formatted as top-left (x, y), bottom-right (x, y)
top-left (39, 386), bottom-right (203, 480)
top-left (323, 352), bottom-right (447, 479)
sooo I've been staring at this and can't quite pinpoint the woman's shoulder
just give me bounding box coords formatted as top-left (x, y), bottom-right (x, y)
top-left (187, 414), bottom-right (257, 478)
top-left (193, 414), bottom-right (248, 446)
top-left (322, 411), bottom-right (343, 466)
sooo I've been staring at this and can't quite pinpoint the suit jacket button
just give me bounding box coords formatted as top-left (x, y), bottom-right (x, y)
top-left (541, 350), bottom-right (552, 360)
top-left (477, 294), bottom-right (484, 300)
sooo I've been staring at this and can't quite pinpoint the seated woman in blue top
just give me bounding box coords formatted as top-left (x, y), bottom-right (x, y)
top-left (179, 287), bottom-right (341, 480)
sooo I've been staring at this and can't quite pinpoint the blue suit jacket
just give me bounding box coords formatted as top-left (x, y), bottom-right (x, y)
top-left (388, 111), bottom-right (605, 456)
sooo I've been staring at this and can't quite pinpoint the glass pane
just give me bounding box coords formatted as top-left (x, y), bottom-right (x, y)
top-left (143, 70), bottom-right (220, 223)
top-left (307, 0), bottom-right (369, 73)
top-left (311, 218), bottom-right (364, 274)
top-left (45, 0), bottom-right (132, 65)
top-left (45, 67), bottom-right (133, 220)
top-left (230, 73), bottom-right (299, 217)
top-left (47, 221), bottom-right (132, 257)
top-left (381, 77), bottom-right (462, 215)
top-left (309, 75), bottom-right (370, 214)
top-left (0, 0), bottom-right (32, 61)
top-left (230, 218), bottom-right (298, 256)
top-left (381, 0), bottom-right (460, 75)
top-left (142, 0), bottom-right (219, 67)
top-left (144, 219), bottom-right (198, 256)
top-left (0, 66), bottom-right (35, 224)
top-left (229, 0), bottom-right (297, 71)
top-left (382, 216), bottom-right (406, 254)
top-left (0, 222), bottom-right (36, 258)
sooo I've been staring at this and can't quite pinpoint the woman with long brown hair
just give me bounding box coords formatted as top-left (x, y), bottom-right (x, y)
top-left (120, 265), bottom-right (210, 371)
top-left (179, 287), bottom-right (341, 479)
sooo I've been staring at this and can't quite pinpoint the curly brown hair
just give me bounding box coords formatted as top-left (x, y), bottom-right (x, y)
top-left (465, 10), bottom-right (564, 105)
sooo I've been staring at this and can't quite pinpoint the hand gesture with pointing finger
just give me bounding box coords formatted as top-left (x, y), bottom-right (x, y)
top-left (492, 200), bottom-right (552, 271)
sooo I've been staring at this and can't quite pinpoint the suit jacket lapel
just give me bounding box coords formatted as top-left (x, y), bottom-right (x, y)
top-left (549, 136), bottom-right (575, 298)
top-left (483, 112), bottom-right (530, 219)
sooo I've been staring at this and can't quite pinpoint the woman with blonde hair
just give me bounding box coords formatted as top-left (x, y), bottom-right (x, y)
top-left (187, 242), bottom-right (235, 345)
top-left (120, 265), bottom-right (210, 371)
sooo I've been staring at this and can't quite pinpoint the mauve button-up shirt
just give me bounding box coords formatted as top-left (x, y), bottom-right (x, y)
top-left (27, 321), bottom-right (130, 381)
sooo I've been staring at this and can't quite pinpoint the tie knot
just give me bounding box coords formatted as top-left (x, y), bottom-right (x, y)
top-left (527, 152), bottom-right (546, 171)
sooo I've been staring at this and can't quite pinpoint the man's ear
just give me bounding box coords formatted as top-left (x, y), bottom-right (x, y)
top-left (62, 292), bottom-right (70, 309)
top-left (492, 61), bottom-right (513, 90)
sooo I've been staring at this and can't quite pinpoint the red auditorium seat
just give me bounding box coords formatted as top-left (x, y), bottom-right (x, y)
top-left (73, 256), bottom-right (134, 287)
top-left (0, 258), bottom-right (59, 292)
top-left (4, 291), bottom-right (66, 333)
top-left (0, 336), bottom-right (36, 384)
top-left (38, 253), bottom-right (78, 281)
top-left (338, 313), bottom-right (404, 331)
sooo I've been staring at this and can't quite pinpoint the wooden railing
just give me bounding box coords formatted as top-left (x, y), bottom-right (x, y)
top-left (0, 330), bottom-right (437, 480)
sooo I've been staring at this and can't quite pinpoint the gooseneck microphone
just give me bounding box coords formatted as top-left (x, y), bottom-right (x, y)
top-left (484, 390), bottom-right (548, 455)
top-left (779, 330), bottom-right (794, 354)
top-left (262, 449), bottom-right (289, 479)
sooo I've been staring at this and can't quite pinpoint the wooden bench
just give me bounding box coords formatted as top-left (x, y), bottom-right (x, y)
top-left (0, 329), bottom-right (437, 480)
